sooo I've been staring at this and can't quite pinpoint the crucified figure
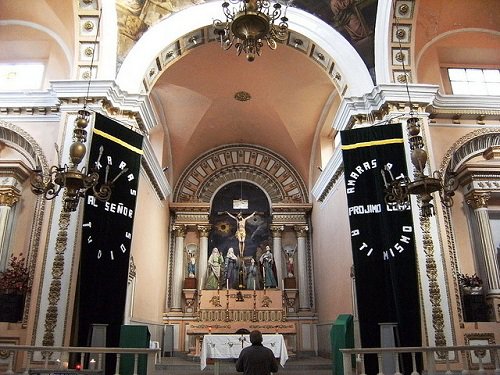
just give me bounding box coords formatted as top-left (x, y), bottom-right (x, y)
top-left (226, 211), bottom-right (256, 257)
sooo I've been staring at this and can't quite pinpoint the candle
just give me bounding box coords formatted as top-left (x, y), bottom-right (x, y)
top-left (253, 279), bottom-right (256, 290)
top-left (227, 279), bottom-right (229, 290)
top-left (282, 279), bottom-right (284, 289)
top-left (209, 326), bottom-right (212, 334)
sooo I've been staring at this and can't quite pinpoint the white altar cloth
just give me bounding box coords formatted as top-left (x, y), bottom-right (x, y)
top-left (200, 334), bottom-right (288, 370)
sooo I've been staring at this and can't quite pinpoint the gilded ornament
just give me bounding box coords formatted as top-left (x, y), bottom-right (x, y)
top-left (198, 225), bottom-right (211, 237)
top-left (396, 28), bottom-right (406, 40)
top-left (421, 217), bottom-right (446, 348)
top-left (0, 189), bottom-right (20, 207)
top-left (397, 73), bottom-right (408, 83)
top-left (173, 225), bottom-right (186, 237)
top-left (466, 192), bottom-right (490, 209)
top-left (83, 20), bottom-right (94, 31)
top-left (84, 47), bottom-right (94, 57)
top-left (234, 91), bottom-right (252, 102)
top-left (398, 4), bottom-right (409, 15)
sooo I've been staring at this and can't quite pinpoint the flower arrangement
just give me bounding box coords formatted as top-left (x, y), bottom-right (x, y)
top-left (0, 253), bottom-right (30, 295)
top-left (458, 273), bottom-right (483, 288)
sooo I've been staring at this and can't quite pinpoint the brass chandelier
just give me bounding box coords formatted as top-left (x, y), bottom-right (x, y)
top-left (30, 109), bottom-right (112, 212)
top-left (213, 0), bottom-right (290, 62)
top-left (381, 116), bottom-right (457, 217)
top-left (380, 3), bottom-right (458, 217)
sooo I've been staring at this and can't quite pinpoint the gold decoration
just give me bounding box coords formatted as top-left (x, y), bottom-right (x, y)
top-left (197, 225), bottom-right (212, 237)
top-left (84, 47), bottom-right (94, 57)
top-left (261, 295), bottom-right (272, 307)
top-left (398, 4), bottom-right (409, 15)
top-left (397, 73), bottom-right (408, 83)
top-left (270, 225), bottom-right (284, 237)
top-left (466, 192), bottom-right (490, 210)
top-left (0, 188), bottom-right (21, 207)
top-left (42, 212), bottom-right (70, 347)
top-left (83, 20), bottom-right (94, 31)
top-left (294, 225), bottom-right (308, 238)
top-left (234, 91), bottom-right (251, 102)
top-left (210, 296), bottom-right (222, 307)
top-left (173, 225), bottom-right (186, 237)
top-left (421, 216), bottom-right (447, 349)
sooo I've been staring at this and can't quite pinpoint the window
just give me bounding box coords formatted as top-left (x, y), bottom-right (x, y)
top-left (0, 63), bottom-right (45, 91)
top-left (448, 68), bottom-right (500, 95)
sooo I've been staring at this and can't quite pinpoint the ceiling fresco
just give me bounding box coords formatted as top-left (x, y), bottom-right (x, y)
top-left (115, 0), bottom-right (378, 73)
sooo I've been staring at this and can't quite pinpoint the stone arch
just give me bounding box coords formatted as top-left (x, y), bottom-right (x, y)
top-left (173, 144), bottom-right (308, 204)
top-left (439, 128), bottom-right (500, 174)
top-left (0, 120), bottom-right (47, 325)
top-left (116, 2), bottom-right (373, 96)
top-left (0, 121), bottom-right (49, 170)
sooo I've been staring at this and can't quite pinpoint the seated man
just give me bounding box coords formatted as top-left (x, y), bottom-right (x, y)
top-left (236, 330), bottom-right (279, 375)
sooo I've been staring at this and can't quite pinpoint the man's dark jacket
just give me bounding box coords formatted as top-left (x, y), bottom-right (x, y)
top-left (236, 343), bottom-right (279, 375)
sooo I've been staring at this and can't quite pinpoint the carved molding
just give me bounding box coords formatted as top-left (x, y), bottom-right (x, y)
top-left (439, 129), bottom-right (500, 174)
top-left (421, 216), bottom-right (446, 349)
top-left (43, 212), bottom-right (71, 346)
top-left (173, 144), bottom-right (308, 204)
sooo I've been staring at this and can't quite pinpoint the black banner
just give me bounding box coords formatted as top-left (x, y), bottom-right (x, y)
top-left (78, 113), bottom-right (143, 355)
top-left (341, 125), bottom-right (421, 374)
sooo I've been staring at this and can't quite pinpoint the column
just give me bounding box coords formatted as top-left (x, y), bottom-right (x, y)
top-left (197, 225), bottom-right (211, 289)
top-left (270, 225), bottom-right (284, 286)
top-left (294, 225), bottom-right (310, 311)
top-left (0, 187), bottom-right (21, 270)
top-left (171, 225), bottom-right (186, 311)
top-left (466, 193), bottom-right (500, 291)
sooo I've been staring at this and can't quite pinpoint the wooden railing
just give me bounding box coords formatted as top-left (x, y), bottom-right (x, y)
top-left (341, 345), bottom-right (500, 375)
top-left (0, 345), bottom-right (160, 375)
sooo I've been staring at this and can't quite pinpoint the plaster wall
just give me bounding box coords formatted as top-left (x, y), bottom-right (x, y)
top-left (128, 170), bottom-right (170, 323)
top-left (311, 179), bottom-right (354, 355)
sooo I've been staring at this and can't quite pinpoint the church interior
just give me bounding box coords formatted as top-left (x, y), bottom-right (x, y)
top-left (0, 0), bottom-right (499, 373)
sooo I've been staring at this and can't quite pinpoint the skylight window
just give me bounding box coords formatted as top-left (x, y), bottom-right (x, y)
top-left (0, 63), bottom-right (45, 91)
top-left (448, 68), bottom-right (500, 96)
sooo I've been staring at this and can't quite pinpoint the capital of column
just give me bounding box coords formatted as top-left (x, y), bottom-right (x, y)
top-left (293, 225), bottom-right (309, 238)
top-left (270, 225), bottom-right (284, 237)
top-left (466, 192), bottom-right (490, 210)
top-left (173, 225), bottom-right (187, 238)
top-left (197, 224), bottom-right (212, 237)
top-left (0, 187), bottom-right (21, 207)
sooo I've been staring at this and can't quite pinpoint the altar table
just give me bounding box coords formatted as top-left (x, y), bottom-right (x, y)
top-left (200, 334), bottom-right (288, 372)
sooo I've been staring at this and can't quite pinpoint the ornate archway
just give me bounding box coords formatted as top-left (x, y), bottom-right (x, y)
top-left (173, 144), bottom-right (308, 204)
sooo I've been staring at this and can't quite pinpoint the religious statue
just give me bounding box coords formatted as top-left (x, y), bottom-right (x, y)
top-left (246, 258), bottom-right (259, 290)
top-left (206, 248), bottom-right (224, 290)
top-left (287, 257), bottom-right (294, 278)
top-left (282, 244), bottom-right (297, 278)
top-left (224, 247), bottom-right (238, 289)
top-left (187, 254), bottom-right (196, 278)
top-left (226, 211), bottom-right (256, 257)
top-left (259, 245), bottom-right (277, 288)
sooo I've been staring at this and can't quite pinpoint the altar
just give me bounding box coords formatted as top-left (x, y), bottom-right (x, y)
top-left (200, 333), bottom-right (288, 372)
